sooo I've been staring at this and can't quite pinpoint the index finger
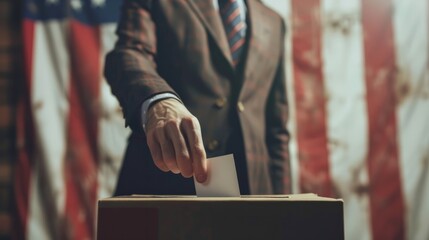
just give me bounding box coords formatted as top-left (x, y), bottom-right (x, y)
top-left (181, 116), bottom-right (207, 183)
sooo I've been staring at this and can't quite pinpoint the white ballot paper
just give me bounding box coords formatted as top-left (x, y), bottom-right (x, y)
top-left (194, 154), bottom-right (241, 197)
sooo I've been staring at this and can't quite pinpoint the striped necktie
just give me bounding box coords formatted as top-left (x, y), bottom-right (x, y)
top-left (219, 0), bottom-right (246, 66)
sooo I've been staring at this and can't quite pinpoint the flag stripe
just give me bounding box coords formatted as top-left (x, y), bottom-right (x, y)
top-left (14, 19), bottom-right (36, 240)
top-left (392, 0), bottom-right (429, 239)
top-left (28, 20), bottom-right (71, 240)
top-left (361, 0), bottom-right (405, 239)
top-left (320, 1), bottom-right (372, 239)
top-left (64, 20), bottom-right (101, 239)
top-left (291, 0), bottom-right (334, 197)
top-left (97, 24), bottom-right (129, 200)
top-left (19, 2), bottom-right (127, 240)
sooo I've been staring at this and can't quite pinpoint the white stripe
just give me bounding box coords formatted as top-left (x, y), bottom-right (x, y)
top-left (392, 0), bottom-right (429, 239)
top-left (321, 1), bottom-right (371, 240)
top-left (28, 20), bottom-right (70, 240)
top-left (27, 158), bottom-right (50, 240)
top-left (97, 23), bottom-right (129, 201)
top-left (262, 0), bottom-right (300, 194)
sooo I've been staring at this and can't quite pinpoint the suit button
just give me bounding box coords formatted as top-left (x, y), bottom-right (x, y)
top-left (207, 140), bottom-right (219, 151)
top-left (237, 101), bottom-right (245, 112)
top-left (215, 97), bottom-right (227, 108)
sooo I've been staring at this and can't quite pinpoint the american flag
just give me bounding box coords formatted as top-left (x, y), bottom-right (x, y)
top-left (15, 0), bottom-right (429, 239)
top-left (16, 0), bottom-right (129, 239)
top-left (264, 0), bottom-right (429, 239)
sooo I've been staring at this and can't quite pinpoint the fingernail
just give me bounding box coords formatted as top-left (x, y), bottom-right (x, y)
top-left (197, 174), bottom-right (206, 183)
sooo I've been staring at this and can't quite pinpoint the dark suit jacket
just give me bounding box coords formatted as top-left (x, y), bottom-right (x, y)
top-left (105, 0), bottom-right (290, 195)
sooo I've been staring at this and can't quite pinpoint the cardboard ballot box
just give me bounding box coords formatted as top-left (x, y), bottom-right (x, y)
top-left (97, 194), bottom-right (344, 240)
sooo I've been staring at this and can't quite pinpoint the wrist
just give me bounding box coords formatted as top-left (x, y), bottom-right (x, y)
top-left (141, 93), bottom-right (182, 132)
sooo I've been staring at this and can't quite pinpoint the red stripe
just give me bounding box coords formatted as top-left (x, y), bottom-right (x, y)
top-left (226, 8), bottom-right (241, 24)
top-left (64, 20), bottom-right (101, 240)
top-left (291, 0), bottom-right (334, 197)
top-left (361, 1), bottom-right (405, 239)
top-left (231, 37), bottom-right (245, 53)
top-left (228, 21), bottom-right (245, 40)
top-left (14, 19), bottom-right (36, 240)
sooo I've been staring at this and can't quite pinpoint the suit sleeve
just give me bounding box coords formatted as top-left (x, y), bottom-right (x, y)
top-left (265, 20), bottom-right (291, 194)
top-left (104, 0), bottom-right (177, 132)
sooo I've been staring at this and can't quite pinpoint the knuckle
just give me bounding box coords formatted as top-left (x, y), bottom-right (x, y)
top-left (155, 126), bottom-right (165, 138)
top-left (193, 145), bottom-right (206, 160)
top-left (191, 116), bottom-right (202, 129)
top-left (182, 116), bottom-right (197, 127)
top-left (177, 150), bottom-right (190, 162)
top-left (194, 144), bottom-right (205, 154)
top-left (155, 120), bottom-right (164, 128)
top-left (163, 156), bottom-right (176, 166)
top-left (165, 119), bottom-right (179, 129)
top-left (155, 123), bottom-right (165, 131)
top-left (190, 115), bottom-right (198, 122)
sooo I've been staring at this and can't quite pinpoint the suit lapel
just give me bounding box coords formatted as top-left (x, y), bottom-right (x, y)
top-left (187, 0), bottom-right (234, 68)
top-left (240, 0), bottom-right (270, 97)
top-left (241, 0), bottom-right (259, 89)
top-left (187, 0), bottom-right (271, 85)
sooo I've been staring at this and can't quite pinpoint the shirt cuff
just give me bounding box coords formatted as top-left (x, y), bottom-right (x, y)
top-left (141, 93), bottom-right (181, 132)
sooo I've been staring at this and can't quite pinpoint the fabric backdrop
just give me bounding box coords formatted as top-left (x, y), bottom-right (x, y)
top-left (263, 0), bottom-right (429, 239)
top-left (16, 0), bottom-right (129, 239)
top-left (15, 0), bottom-right (429, 239)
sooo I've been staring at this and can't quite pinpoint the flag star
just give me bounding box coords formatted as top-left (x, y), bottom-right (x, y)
top-left (46, 0), bottom-right (58, 4)
top-left (91, 0), bottom-right (105, 7)
top-left (71, 0), bottom-right (82, 10)
top-left (27, 2), bottom-right (38, 14)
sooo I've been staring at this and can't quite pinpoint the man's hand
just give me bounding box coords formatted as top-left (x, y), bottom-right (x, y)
top-left (145, 98), bottom-right (208, 183)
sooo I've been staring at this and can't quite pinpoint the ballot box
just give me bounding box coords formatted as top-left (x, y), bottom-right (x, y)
top-left (97, 194), bottom-right (344, 240)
